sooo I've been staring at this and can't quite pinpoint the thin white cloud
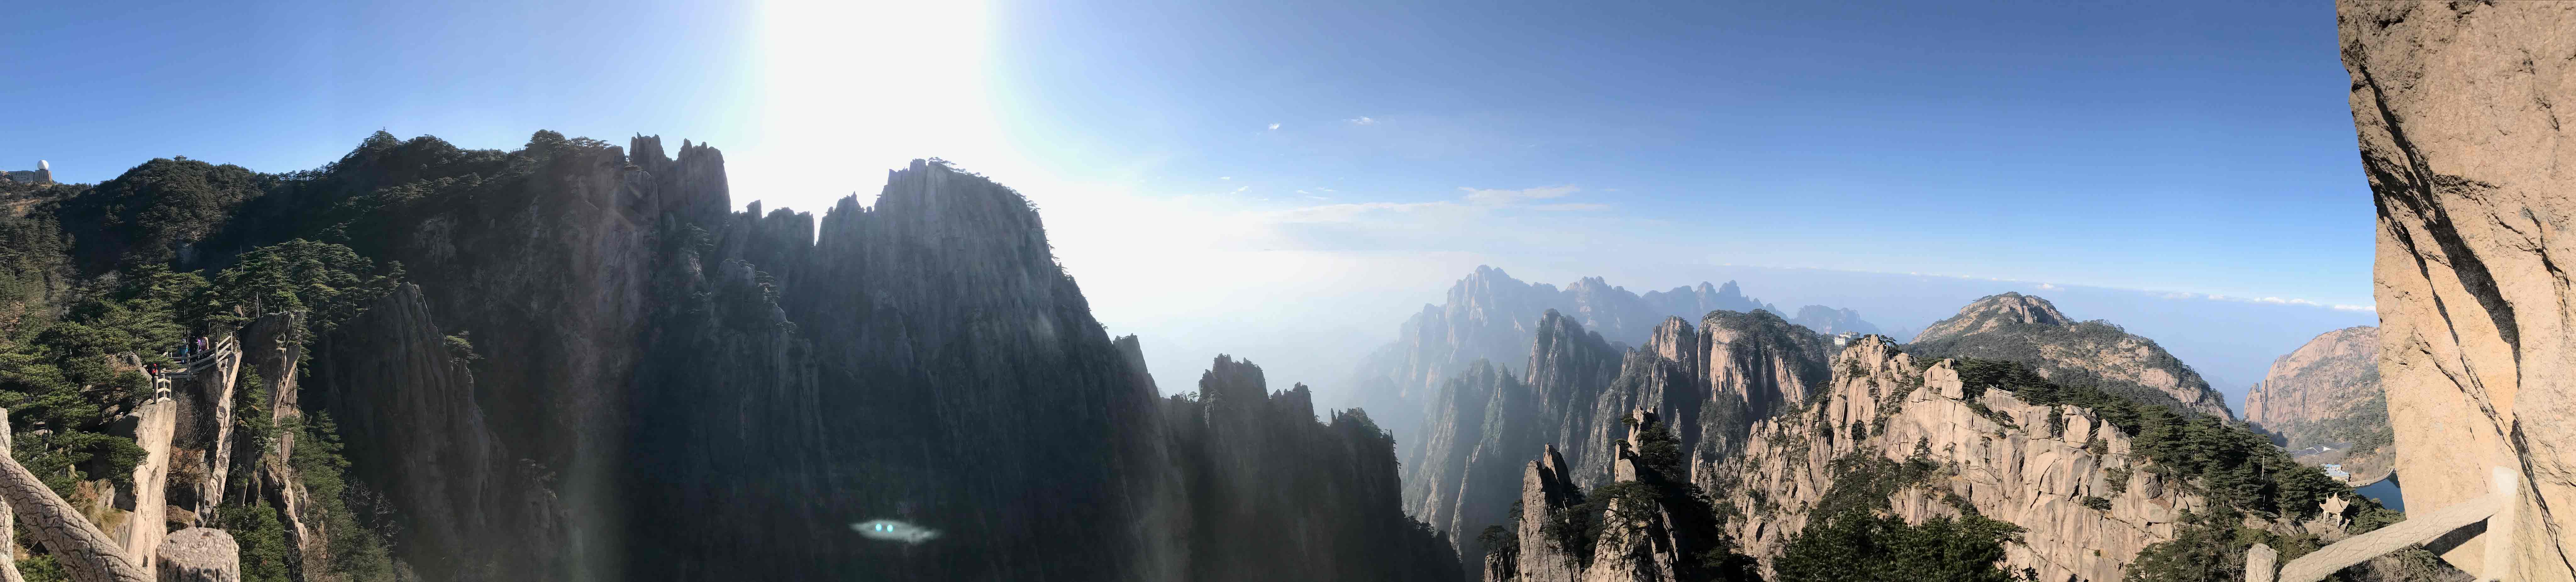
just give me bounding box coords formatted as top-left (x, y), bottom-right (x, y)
top-left (1252, 182), bottom-right (1607, 235)
top-left (2037, 283), bottom-right (2060, 290)
top-left (2163, 292), bottom-right (2356, 310)
top-left (1348, 116), bottom-right (1378, 125)
top-left (1460, 185), bottom-right (1580, 206)
top-left (1267, 201), bottom-right (1454, 223)
top-left (1232, 186), bottom-right (1248, 193)
top-left (1220, 176), bottom-right (1232, 180)
top-left (1267, 123), bottom-right (1280, 130)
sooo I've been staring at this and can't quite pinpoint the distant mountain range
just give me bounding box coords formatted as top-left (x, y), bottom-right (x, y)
top-left (1366, 280), bottom-right (2401, 580)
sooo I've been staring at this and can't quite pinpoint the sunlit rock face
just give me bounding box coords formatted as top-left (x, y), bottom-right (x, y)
top-left (1709, 337), bottom-right (2205, 582)
top-left (2341, 1), bottom-right (2576, 579)
top-left (2244, 326), bottom-right (2392, 483)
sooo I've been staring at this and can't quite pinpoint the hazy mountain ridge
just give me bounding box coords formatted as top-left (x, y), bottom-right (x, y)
top-left (1346, 267), bottom-right (1789, 457)
top-left (1404, 308), bottom-right (1834, 576)
top-left (1344, 267), bottom-right (1885, 481)
top-left (1785, 305), bottom-right (1879, 336)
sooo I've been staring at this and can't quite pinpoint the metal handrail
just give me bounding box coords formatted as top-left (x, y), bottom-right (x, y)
top-left (148, 336), bottom-right (238, 381)
top-left (2250, 466), bottom-right (2516, 582)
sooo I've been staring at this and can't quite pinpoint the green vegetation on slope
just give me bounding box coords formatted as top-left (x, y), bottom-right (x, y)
top-left (1907, 318), bottom-right (2208, 416)
top-left (1777, 512), bottom-right (2029, 582)
top-left (0, 157), bottom-right (408, 582)
top-left (1947, 357), bottom-right (2345, 520)
top-left (1929, 357), bottom-right (2447, 582)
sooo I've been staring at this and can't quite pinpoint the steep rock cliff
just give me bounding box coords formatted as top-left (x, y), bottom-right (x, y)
top-left (1157, 356), bottom-right (1458, 582)
top-left (1907, 293), bottom-right (2236, 420)
top-left (2244, 326), bottom-right (2392, 482)
top-left (1486, 411), bottom-right (1752, 582)
top-left (1406, 310), bottom-right (1629, 575)
top-left (1712, 337), bottom-right (2207, 581)
top-left (307, 285), bottom-right (564, 579)
top-left (88, 135), bottom-right (1177, 580)
top-left (2341, 1), bottom-right (2576, 578)
top-left (1411, 309), bottom-right (1830, 570)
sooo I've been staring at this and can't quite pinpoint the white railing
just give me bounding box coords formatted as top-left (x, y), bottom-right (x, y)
top-left (2250, 466), bottom-right (2516, 582)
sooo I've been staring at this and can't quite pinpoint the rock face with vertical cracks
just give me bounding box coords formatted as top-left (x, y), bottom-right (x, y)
top-left (1153, 356), bottom-right (1459, 582)
top-left (2340, 2), bottom-right (2576, 579)
top-left (320, 144), bottom-right (1174, 580)
top-left (307, 285), bottom-right (565, 579)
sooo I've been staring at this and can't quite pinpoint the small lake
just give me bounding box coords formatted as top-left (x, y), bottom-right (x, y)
top-left (2354, 474), bottom-right (2405, 513)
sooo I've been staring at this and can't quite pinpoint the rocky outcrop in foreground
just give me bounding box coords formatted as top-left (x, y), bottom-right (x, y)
top-left (1907, 293), bottom-right (2236, 420)
top-left (2342, 1), bottom-right (2576, 579)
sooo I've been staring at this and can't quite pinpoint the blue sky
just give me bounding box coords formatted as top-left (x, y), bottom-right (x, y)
top-left (3, 0), bottom-right (2376, 394)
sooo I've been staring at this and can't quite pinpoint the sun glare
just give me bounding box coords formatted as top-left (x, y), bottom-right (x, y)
top-left (744, 0), bottom-right (1000, 212)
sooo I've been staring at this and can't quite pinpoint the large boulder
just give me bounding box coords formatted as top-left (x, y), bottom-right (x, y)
top-left (153, 528), bottom-right (238, 582)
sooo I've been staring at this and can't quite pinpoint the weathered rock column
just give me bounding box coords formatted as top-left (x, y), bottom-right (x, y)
top-left (116, 394), bottom-right (179, 569)
top-left (152, 529), bottom-right (237, 582)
